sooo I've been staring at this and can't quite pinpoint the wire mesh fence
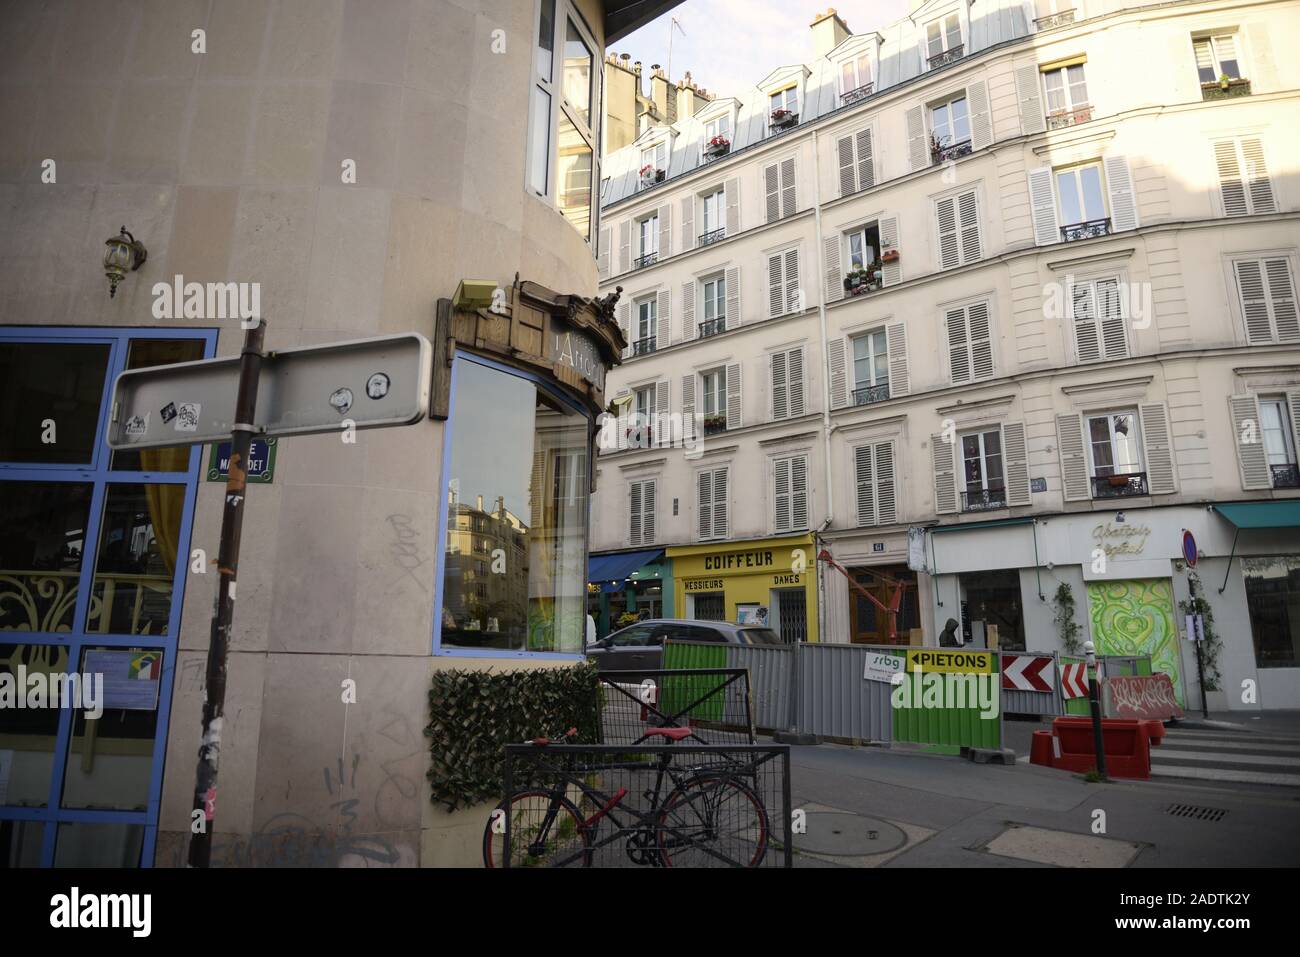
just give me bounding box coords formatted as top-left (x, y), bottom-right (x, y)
top-left (597, 669), bottom-right (754, 746)
top-left (489, 743), bottom-right (792, 868)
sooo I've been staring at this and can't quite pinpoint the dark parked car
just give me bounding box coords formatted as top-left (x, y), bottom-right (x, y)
top-left (586, 618), bottom-right (785, 672)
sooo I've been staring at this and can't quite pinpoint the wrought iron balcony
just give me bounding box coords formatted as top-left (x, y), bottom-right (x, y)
top-left (703, 415), bottom-right (728, 436)
top-left (931, 139), bottom-right (973, 165)
top-left (928, 45), bottom-right (964, 69)
top-left (633, 251), bottom-right (658, 269)
top-left (1272, 463), bottom-right (1300, 489)
top-left (698, 227), bottom-right (726, 247)
top-left (1034, 10), bottom-right (1076, 30)
top-left (852, 383), bottom-right (890, 407)
top-left (1202, 78), bottom-right (1251, 101)
top-left (962, 487), bottom-right (1007, 512)
top-left (698, 318), bottom-right (726, 338)
top-left (1047, 105), bottom-right (1093, 129)
top-left (841, 83), bottom-right (874, 106)
top-left (1092, 471), bottom-right (1149, 498)
top-left (1061, 218), bottom-right (1111, 242)
top-left (632, 336), bottom-right (657, 356)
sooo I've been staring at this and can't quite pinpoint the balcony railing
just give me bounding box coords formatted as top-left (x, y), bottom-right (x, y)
top-left (1034, 10), bottom-right (1076, 30)
top-left (1272, 463), bottom-right (1300, 489)
top-left (703, 415), bottom-right (728, 436)
top-left (928, 45), bottom-right (964, 69)
top-left (1046, 105), bottom-right (1092, 129)
top-left (698, 318), bottom-right (726, 339)
top-left (852, 382), bottom-right (890, 406)
top-left (931, 139), bottom-right (973, 165)
top-left (1202, 78), bottom-right (1251, 101)
top-left (698, 227), bottom-right (726, 247)
top-left (962, 487), bottom-right (1007, 512)
top-left (841, 83), bottom-right (874, 106)
top-left (632, 336), bottom-right (657, 356)
top-left (633, 251), bottom-right (658, 269)
top-left (1061, 217), bottom-right (1111, 242)
top-left (1092, 471), bottom-right (1149, 499)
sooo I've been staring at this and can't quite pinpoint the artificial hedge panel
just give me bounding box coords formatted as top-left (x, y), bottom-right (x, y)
top-left (424, 663), bottom-right (602, 812)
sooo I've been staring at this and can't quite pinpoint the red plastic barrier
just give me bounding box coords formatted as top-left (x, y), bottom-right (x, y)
top-left (1028, 716), bottom-right (1160, 779)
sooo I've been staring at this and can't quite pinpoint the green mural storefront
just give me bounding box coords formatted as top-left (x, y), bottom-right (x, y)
top-left (1086, 578), bottom-right (1184, 707)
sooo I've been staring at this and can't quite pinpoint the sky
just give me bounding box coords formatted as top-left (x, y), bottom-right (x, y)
top-left (616, 0), bottom-right (912, 103)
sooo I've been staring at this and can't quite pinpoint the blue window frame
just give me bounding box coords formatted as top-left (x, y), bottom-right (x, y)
top-left (0, 325), bottom-right (216, 868)
top-left (433, 352), bottom-right (592, 661)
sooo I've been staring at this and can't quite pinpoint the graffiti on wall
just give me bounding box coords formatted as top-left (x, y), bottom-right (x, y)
top-left (1086, 578), bottom-right (1184, 707)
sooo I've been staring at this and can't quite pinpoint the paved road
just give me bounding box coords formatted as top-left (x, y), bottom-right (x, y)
top-left (1150, 726), bottom-right (1300, 787)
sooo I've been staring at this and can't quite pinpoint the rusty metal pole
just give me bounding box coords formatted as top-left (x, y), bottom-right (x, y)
top-left (188, 320), bottom-right (265, 868)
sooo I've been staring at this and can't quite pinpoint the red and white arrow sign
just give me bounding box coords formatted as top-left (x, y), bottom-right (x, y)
top-left (1001, 654), bottom-right (1055, 692)
top-left (1060, 662), bottom-right (1089, 699)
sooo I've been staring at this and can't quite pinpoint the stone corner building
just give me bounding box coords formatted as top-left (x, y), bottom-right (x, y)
top-left (0, 0), bottom-right (680, 868)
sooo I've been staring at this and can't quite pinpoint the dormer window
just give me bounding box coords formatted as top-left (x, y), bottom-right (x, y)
top-left (769, 87), bottom-right (799, 132)
top-left (840, 53), bottom-right (873, 105)
top-left (926, 13), bottom-right (963, 69)
top-left (639, 141), bottom-right (667, 187)
top-left (703, 114), bottom-right (732, 160)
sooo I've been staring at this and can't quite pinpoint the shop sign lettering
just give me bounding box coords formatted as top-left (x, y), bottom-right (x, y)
top-left (1091, 521), bottom-right (1151, 558)
top-left (546, 320), bottom-right (605, 390)
top-left (683, 578), bottom-right (724, 591)
top-left (703, 550), bottom-right (774, 571)
top-left (773, 574), bottom-right (801, 585)
top-left (907, 650), bottom-right (994, 674)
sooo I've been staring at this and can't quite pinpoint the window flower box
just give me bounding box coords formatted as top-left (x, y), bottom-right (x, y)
top-left (881, 249), bottom-right (899, 264)
top-left (704, 136), bottom-right (731, 159)
top-left (770, 109), bottom-right (798, 130)
top-left (703, 414), bottom-right (727, 435)
top-left (1201, 77), bottom-right (1251, 100)
top-left (639, 165), bottom-right (665, 188)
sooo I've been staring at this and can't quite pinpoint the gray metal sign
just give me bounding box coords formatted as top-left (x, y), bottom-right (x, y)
top-left (107, 332), bottom-right (431, 449)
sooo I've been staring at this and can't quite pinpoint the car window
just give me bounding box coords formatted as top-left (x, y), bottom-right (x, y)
top-left (609, 626), bottom-right (655, 647)
top-left (740, 628), bottom-right (783, 646)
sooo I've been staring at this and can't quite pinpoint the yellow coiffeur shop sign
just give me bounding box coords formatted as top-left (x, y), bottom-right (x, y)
top-left (907, 650), bottom-right (995, 673)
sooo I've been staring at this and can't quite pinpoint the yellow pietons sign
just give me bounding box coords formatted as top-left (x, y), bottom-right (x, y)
top-left (907, 650), bottom-right (994, 673)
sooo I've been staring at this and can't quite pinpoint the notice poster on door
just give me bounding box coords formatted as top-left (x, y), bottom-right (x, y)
top-left (736, 604), bottom-right (768, 625)
top-left (83, 650), bottom-right (163, 711)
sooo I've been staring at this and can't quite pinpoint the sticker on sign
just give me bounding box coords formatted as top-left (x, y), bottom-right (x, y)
top-left (863, 652), bottom-right (905, 684)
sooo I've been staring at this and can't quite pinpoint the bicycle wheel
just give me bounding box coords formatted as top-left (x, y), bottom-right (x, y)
top-left (482, 790), bottom-right (592, 868)
top-left (656, 774), bottom-right (768, 867)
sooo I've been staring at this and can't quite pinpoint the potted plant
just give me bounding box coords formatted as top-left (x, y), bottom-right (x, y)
top-left (881, 248), bottom-right (900, 264)
top-left (770, 108), bottom-right (796, 129)
top-left (705, 135), bottom-right (731, 158)
top-left (639, 164), bottom-right (664, 187)
top-left (843, 267), bottom-right (871, 293)
top-left (1218, 72), bottom-right (1232, 90)
top-left (703, 413), bottom-right (727, 433)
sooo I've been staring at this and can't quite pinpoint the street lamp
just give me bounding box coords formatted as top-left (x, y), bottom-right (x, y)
top-left (103, 226), bottom-right (147, 298)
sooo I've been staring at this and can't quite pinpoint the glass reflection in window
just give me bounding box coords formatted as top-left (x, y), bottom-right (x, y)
top-left (0, 342), bottom-right (109, 465)
top-left (0, 482), bottom-right (93, 633)
top-left (89, 485), bottom-right (184, 635)
top-left (563, 18), bottom-right (592, 126)
top-left (557, 113), bottom-right (592, 239)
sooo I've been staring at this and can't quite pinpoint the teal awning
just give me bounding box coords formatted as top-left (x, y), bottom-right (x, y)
top-left (1212, 502), bottom-right (1300, 528)
top-left (587, 548), bottom-right (664, 583)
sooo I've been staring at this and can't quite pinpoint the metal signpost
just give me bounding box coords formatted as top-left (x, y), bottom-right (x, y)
top-left (1182, 530), bottom-right (1209, 718)
top-left (107, 323), bottom-right (432, 867)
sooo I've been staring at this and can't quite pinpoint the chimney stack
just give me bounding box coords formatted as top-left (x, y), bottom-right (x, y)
top-left (810, 8), bottom-right (851, 59)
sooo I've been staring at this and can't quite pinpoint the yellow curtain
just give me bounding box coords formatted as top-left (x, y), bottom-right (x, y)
top-left (139, 447), bottom-right (189, 576)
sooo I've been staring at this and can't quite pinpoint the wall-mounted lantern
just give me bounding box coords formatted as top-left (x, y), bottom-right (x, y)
top-left (103, 226), bottom-right (147, 298)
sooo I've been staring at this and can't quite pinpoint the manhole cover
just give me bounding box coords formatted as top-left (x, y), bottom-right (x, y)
top-left (794, 812), bottom-right (906, 856)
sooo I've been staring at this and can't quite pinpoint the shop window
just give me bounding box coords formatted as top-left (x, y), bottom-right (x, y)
top-left (1243, 557), bottom-right (1300, 668)
top-left (438, 356), bottom-right (591, 656)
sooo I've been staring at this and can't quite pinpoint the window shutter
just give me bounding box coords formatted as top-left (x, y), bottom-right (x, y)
top-left (932, 434), bottom-right (958, 514)
top-left (1056, 413), bottom-right (1090, 501)
top-left (1214, 140), bottom-right (1247, 216)
top-left (1104, 156), bottom-right (1139, 232)
top-left (657, 203), bottom-right (672, 259)
top-left (946, 305), bottom-right (971, 383)
top-left (784, 248), bottom-right (801, 313)
top-left (837, 135), bottom-right (857, 197)
top-left (967, 80), bottom-right (992, 150)
top-left (725, 265), bottom-right (740, 327)
top-left (1235, 260), bottom-right (1270, 343)
top-left (1139, 402), bottom-right (1177, 494)
top-left (875, 442), bottom-right (896, 526)
top-left (641, 481), bottom-right (655, 543)
top-left (1234, 259), bottom-right (1300, 343)
top-left (886, 322), bottom-right (909, 396)
top-left (713, 469), bottom-right (729, 538)
top-left (697, 471), bottom-right (713, 539)
top-left (856, 128), bottom-right (875, 190)
top-left (788, 347), bottom-right (805, 417)
top-left (654, 380), bottom-right (669, 446)
top-left (1003, 421), bottom-right (1030, 506)
top-left (725, 177), bottom-right (740, 234)
top-left (823, 233), bottom-right (843, 304)
top-left (764, 163), bottom-right (780, 223)
top-left (597, 226), bottom-right (611, 277)
top-left (618, 219), bottom-right (631, 274)
top-left (957, 189), bottom-right (981, 263)
top-left (855, 445), bottom-right (875, 526)
top-left (655, 141), bottom-right (667, 170)
top-left (879, 216), bottom-right (900, 285)
top-left (1071, 280), bottom-right (1101, 363)
top-left (937, 196), bottom-right (960, 269)
top-left (1028, 167), bottom-right (1058, 246)
top-left (681, 279), bottom-right (696, 341)
top-left (968, 301), bottom-right (993, 379)
top-left (680, 195), bottom-right (695, 252)
top-left (1265, 259), bottom-right (1300, 341)
top-left (617, 301), bottom-right (631, 358)
top-left (791, 455), bottom-right (809, 530)
top-left (1289, 392), bottom-right (1300, 469)
top-left (771, 351), bottom-right (789, 421)
top-left (906, 105), bottom-right (928, 170)
top-left (1229, 394), bottom-right (1271, 490)
top-left (828, 337), bottom-right (848, 409)
top-left (1016, 63), bottom-right (1046, 135)
top-left (774, 457), bottom-right (792, 533)
top-left (1241, 137), bottom-right (1276, 214)
top-left (656, 289), bottom-right (671, 348)
top-left (780, 157), bottom-right (797, 217)
top-left (1097, 278), bottom-right (1129, 359)
top-left (682, 373), bottom-right (697, 441)
top-left (629, 481), bottom-right (643, 545)
top-left (768, 253), bottom-right (784, 318)
top-left (725, 362), bottom-right (742, 430)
